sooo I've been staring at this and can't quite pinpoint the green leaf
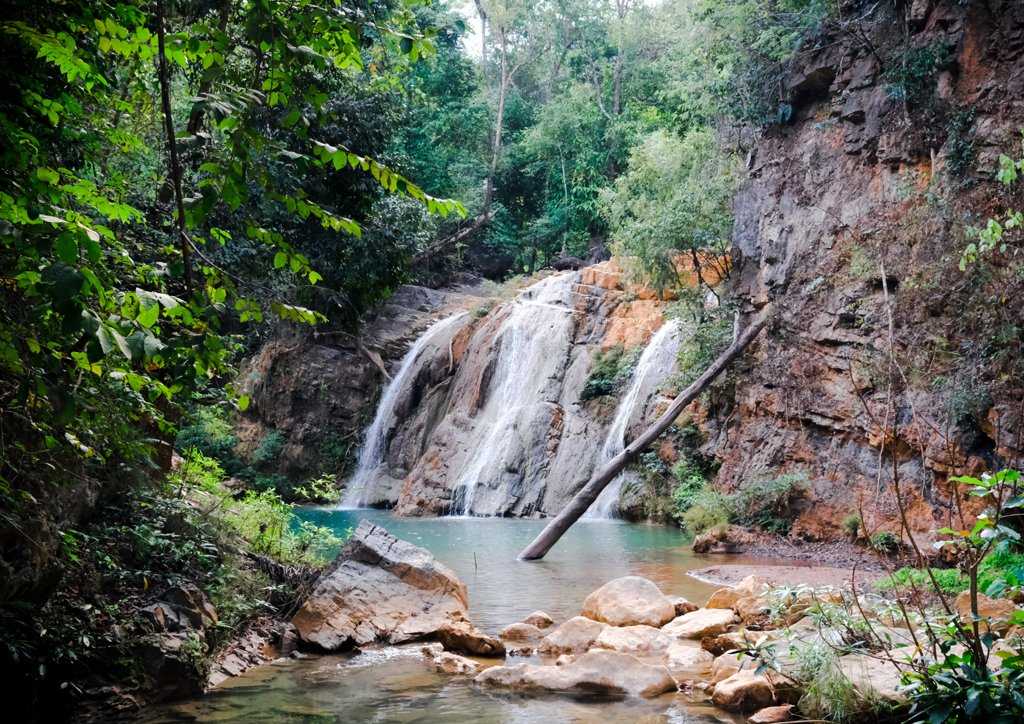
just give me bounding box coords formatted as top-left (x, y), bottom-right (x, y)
top-left (137, 301), bottom-right (159, 329)
top-left (273, 251), bottom-right (287, 269)
top-left (237, 394), bottom-right (250, 412)
top-left (54, 234), bottom-right (78, 263)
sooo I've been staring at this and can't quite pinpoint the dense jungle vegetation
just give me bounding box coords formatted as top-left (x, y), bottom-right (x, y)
top-left (2, 0), bottom-right (1024, 721)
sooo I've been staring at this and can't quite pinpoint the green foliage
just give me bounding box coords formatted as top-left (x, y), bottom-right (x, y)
top-left (682, 497), bottom-right (730, 535)
top-left (842, 512), bottom-right (862, 540)
top-left (670, 458), bottom-right (709, 519)
top-left (175, 407), bottom-right (242, 474)
top-left (601, 128), bottom-right (736, 292)
top-left (251, 430), bottom-right (285, 469)
top-left (292, 474), bottom-right (340, 505)
top-left (877, 566), bottom-right (968, 595)
top-left (870, 530), bottom-right (902, 555)
top-left (580, 345), bottom-right (639, 401)
top-left (961, 133), bottom-right (1024, 270)
top-left (730, 473), bottom-right (808, 535)
top-left (791, 642), bottom-right (869, 723)
top-left (672, 299), bottom-right (737, 387)
top-left (885, 42), bottom-right (954, 107)
top-left (903, 634), bottom-right (1024, 723)
top-left (945, 109), bottom-right (977, 180)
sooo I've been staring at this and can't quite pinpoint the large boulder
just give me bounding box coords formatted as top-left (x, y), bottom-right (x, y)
top-left (581, 576), bottom-right (676, 627)
top-left (712, 669), bottom-right (791, 713)
top-left (706, 588), bottom-right (742, 610)
top-left (953, 591), bottom-right (1017, 634)
top-left (666, 641), bottom-right (714, 681)
top-left (291, 521), bottom-right (472, 650)
top-left (592, 624), bottom-right (673, 656)
top-left (537, 616), bottom-right (608, 655)
top-left (836, 654), bottom-right (907, 706)
top-left (663, 608), bottom-right (737, 639)
top-left (475, 650), bottom-right (677, 698)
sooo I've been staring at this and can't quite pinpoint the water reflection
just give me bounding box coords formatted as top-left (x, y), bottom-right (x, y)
top-left (141, 512), bottom-right (757, 723)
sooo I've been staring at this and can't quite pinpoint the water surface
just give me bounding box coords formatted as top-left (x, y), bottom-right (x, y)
top-left (141, 511), bottom-right (759, 723)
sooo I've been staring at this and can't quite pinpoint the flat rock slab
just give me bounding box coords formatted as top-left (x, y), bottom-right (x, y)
top-left (663, 609), bottom-right (737, 639)
top-left (475, 650), bottom-right (677, 698)
top-left (690, 564), bottom-right (881, 590)
top-left (292, 521), bottom-right (471, 650)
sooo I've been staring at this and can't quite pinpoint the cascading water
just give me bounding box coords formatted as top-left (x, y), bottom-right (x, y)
top-left (340, 312), bottom-right (468, 508)
top-left (450, 272), bottom-right (580, 516)
top-left (585, 319), bottom-right (684, 519)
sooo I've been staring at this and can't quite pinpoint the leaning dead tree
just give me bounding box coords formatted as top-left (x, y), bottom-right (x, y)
top-left (518, 308), bottom-right (772, 560)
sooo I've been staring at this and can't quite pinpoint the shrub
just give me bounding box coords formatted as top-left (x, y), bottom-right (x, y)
top-left (669, 458), bottom-right (708, 521)
top-left (876, 566), bottom-right (967, 595)
top-left (730, 473), bottom-right (808, 535)
top-left (870, 531), bottom-right (902, 555)
top-left (842, 512), bottom-right (862, 540)
top-left (681, 489), bottom-right (731, 534)
top-left (175, 407), bottom-right (244, 474)
top-left (580, 345), bottom-right (638, 401)
top-left (251, 430), bottom-right (285, 468)
top-left (293, 474), bottom-right (340, 504)
top-left (884, 42), bottom-right (954, 107)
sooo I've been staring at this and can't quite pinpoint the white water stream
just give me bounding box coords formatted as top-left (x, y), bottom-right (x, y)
top-left (585, 319), bottom-right (684, 519)
top-left (451, 272), bottom-right (580, 515)
top-left (340, 312), bottom-right (468, 508)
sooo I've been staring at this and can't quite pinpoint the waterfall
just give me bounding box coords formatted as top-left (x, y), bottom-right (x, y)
top-left (450, 272), bottom-right (580, 516)
top-left (340, 312), bottom-right (468, 508)
top-left (585, 319), bottom-right (684, 519)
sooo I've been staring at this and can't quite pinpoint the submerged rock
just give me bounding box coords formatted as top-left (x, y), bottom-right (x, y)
top-left (749, 704), bottom-right (796, 723)
top-left (437, 621), bottom-right (505, 657)
top-left (537, 616), bottom-right (609, 655)
top-left (521, 611), bottom-right (555, 629)
top-left (475, 650), bottom-right (677, 698)
top-left (291, 521), bottom-right (473, 650)
top-left (581, 576), bottom-right (676, 627)
top-left (663, 609), bottom-right (737, 639)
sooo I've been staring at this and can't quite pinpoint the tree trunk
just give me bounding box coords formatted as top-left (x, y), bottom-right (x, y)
top-left (156, 0), bottom-right (192, 293)
top-left (484, 30), bottom-right (509, 213)
top-left (518, 311), bottom-right (770, 560)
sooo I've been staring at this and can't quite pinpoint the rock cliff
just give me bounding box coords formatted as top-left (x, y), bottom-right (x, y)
top-left (708, 0), bottom-right (1024, 540)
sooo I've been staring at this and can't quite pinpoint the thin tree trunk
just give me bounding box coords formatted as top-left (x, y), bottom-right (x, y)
top-left (156, 0), bottom-right (192, 292)
top-left (519, 311), bottom-right (771, 560)
top-left (559, 149), bottom-right (569, 256)
top-left (484, 30), bottom-right (509, 213)
top-left (474, 0), bottom-right (488, 75)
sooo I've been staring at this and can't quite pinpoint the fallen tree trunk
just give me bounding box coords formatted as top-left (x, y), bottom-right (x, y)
top-left (518, 309), bottom-right (771, 560)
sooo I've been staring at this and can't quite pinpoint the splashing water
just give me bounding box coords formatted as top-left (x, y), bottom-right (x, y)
top-left (585, 319), bottom-right (684, 519)
top-left (341, 312), bottom-right (468, 508)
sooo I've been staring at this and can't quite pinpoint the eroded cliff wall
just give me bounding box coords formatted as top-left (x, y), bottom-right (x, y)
top-left (702, 0), bottom-right (1024, 542)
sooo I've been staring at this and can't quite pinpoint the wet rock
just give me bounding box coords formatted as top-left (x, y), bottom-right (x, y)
top-left (749, 704), bottom-right (796, 723)
top-left (705, 588), bottom-right (741, 610)
top-left (438, 621), bottom-right (505, 657)
top-left (953, 591), bottom-right (1017, 634)
top-left (475, 650), bottom-right (677, 698)
top-left (292, 522), bottom-right (472, 650)
top-left (663, 609), bottom-right (737, 639)
top-left (135, 633), bottom-right (205, 701)
top-left (522, 611), bottom-right (555, 629)
top-left (581, 576), bottom-right (676, 627)
top-left (433, 651), bottom-right (486, 676)
top-left (711, 651), bottom-right (746, 683)
top-left (669, 596), bottom-right (699, 616)
top-left (537, 616), bottom-right (609, 655)
top-left (666, 642), bottom-right (714, 681)
top-left (692, 525), bottom-right (749, 554)
top-left (712, 669), bottom-right (792, 713)
top-left (500, 622), bottom-right (543, 642)
top-left (592, 624), bottom-right (673, 656)
top-left (735, 595), bottom-right (772, 628)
